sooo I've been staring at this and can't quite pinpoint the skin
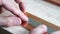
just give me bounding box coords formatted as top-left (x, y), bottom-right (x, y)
top-left (0, 16), bottom-right (22, 27)
top-left (30, 25), bottom-right (47, 34)
top-left (30, 25), bottom-right (60, 34)
top-left (0, 0), bottom-right (60, 34)
top-left (0, 0), bottom-right (28, 22)
top-left (0, 0), bottom-right (28, 26)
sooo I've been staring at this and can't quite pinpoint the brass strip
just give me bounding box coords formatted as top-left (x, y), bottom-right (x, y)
top-left (27, 12), bottom-right (60, 30)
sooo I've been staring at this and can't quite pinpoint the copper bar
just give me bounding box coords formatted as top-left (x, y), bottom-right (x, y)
top-left (21, 12), bottom-right (47, 34)
top-left (44, 0), bottom-right (60, 6)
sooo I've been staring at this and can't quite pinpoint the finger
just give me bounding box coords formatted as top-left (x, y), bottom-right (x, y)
top-left (19, 2), bottom-right (25, 12)
top-left (0, 6), bottom-right (2, 14)
top-left (30, 25), bottom-right (47, 34)
top-left (0, 16), bottom-right (7, 27)
top-left (0, 7), bottom-right (6, 14)
top-left (2, 0), bottom-right (28, 22)
top-left (51, 31), bottom-right (60, 34)
top-left (15, 0), bottom-right (26, 12)
top-left (6, 16), bottom-right (22, 27)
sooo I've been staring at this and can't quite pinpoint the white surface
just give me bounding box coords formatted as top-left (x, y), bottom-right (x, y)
top-left (22, 0), bottom-right (60, 27)
top-left (2, 26), bottom-right (29, 34)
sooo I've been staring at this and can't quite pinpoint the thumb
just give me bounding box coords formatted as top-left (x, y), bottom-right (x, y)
top-left (30, 25), bottom-right (47, 34)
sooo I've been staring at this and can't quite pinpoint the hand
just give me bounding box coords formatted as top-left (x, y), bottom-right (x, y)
top-left (30, 25), bottom-right (47, 34)
top-left (0, 0), bottom-right (28, 22)
top-left (0, 16), bottom-right (22, 27)
top-left (30, 25), bottom-right (60, 34)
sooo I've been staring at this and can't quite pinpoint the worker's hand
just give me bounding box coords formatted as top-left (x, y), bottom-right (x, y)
top-left (30, 25), bottom-right (60, 34)
top-left (0, 16), bottom-right (22, 27)
top-left (30, 25), bottom-right (47, 34)
top-left (0, 0), bottom-right (28, 22)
